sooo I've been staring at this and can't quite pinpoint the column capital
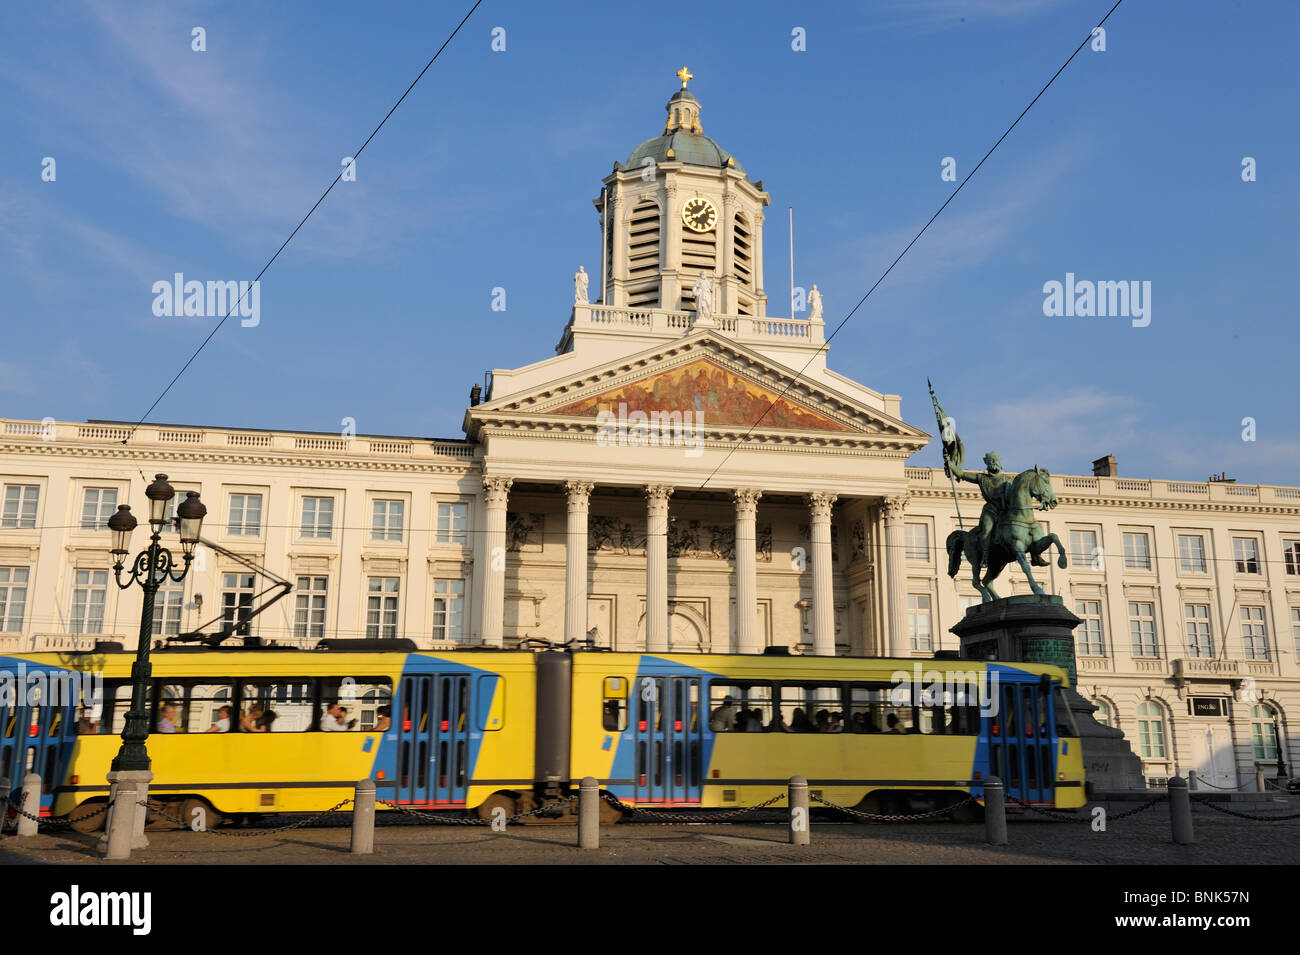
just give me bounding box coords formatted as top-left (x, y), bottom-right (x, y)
top-left (564, 480), bottom-right (595, 511)
top-left (733, 487), bottom-right (763, 517)
top-left (804, 491), bottom-right (838, 522)
top-left (482, 476), bottom-right (513, 508)
top-left (644, 484), bottom-right (674, 514)
top-left (882, 494), bottom-right (909, 522)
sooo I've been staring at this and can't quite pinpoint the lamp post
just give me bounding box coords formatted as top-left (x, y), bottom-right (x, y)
top-left (1273, 716), bottom-right (1289, 784)
top-left (106, 474), bottom-right (206, 773)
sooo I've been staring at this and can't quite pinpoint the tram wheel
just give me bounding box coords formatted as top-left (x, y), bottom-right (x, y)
top-left (68, 800), bottom-right (107, 833)
top-left (475, 791), bottom-right (518, 823)
top-left (180, 797), bottom-right (223, 831)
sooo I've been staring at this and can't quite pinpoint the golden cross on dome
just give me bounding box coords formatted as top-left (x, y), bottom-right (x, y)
top-left (676, 65), bottom-right (693, 89)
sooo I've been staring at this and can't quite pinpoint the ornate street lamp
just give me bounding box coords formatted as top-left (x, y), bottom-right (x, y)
top-left (107, 474), bottom-right (206, 772)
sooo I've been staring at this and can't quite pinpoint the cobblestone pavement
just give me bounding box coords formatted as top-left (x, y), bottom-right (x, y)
top-left (2, 809), bottom-right (1297, 865)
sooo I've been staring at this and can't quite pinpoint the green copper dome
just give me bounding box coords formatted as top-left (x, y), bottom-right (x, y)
top-left (624, 131), bottom-right (744, 173)
top-left (621, 73), bottom-right (744, 174)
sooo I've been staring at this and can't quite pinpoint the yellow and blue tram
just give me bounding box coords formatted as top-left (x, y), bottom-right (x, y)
top-left (0, 643), bottom-right (1084, 827)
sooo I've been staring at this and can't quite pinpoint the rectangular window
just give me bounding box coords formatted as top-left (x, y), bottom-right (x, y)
top-left (778, 684), bottom-right (847, 733)
top-left (371, 500), bottom-right (404, 542)
top-left (151, 586), bottom-right (184, 636)
top-left (1241, 606), bottom-right (1269, 660)
top-left (431, 578), bottom-right (465, 642)
top-left (1123, 532), bottom-right (1152, 570)
top-left (1232, 537), bottom-right (1260, 574)
top-left (904, 523), bottom-right (929, 561)
top-left (1291, 608), bottom-right (1300, 657)
top-left (1, 485), bottom-right (39, 529)
top-left (1075, 600), bottom-right (1105, 655)
top-left (906, 594), bottom-right (932, 651)
top-left (1129, 601), bottom-right (1158, 657)
top-left (436, 502), bottom-right (468, 544)
top-left (80, 488), bottom-right (117, 530)
top-left (1184, 603), bottom-right (1213, 658)
top-left (227, 493), bottom-right (263, 536)
top-left (319, 677), bottom-right (392, 731)
top-left (0, 567), bottom-right (30, 632)
top-left (708, 682), bottom-right (775, 732)
top-left (1177, 534), bottom-right (1207, 573)
top-left (1284, 540), bottom-right (1300, 576)
top-left (602, 677), bottom-right (629, 731)
top-left (1070, 530), bottom-right (1099, 567)
top-left (293, 576), bottom-right (328, 640)
top-left (366, 577), bottom-right (400, 639)
top-left (70, 569), bottom-right (108, 634)
top-left (300, 496), bottom-right (334, 539)
top-left (186, 682), bottom-right (235, 733)
top-left (239, 679), bottom-right (316, 732)
top-left (222, 573), bottom-right (256, 636)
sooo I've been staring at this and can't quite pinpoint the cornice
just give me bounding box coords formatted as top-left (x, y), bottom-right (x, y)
top-left (2, 441), bottom-right (479, 476)
top-left (476, 422), bottom-right (919, 457)
top-left (905, 484), bottom-right (1300, 518)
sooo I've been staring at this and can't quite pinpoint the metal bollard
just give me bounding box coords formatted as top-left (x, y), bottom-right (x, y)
top-left (1168, 776), bottom-right (1194, 845)
top-left (1257, 769), bottom-right (1266, 793)
top-left (0, 776), bottom-right (10, 835)
top-left (578, 777), bottom-right (599, 849)
top-left (788, 776), bottom-right (810, 846)
top-left (984, 776), bottom-right (1007, 846)
top-left (351, 779), bottom-right (376, 855)
top-left (1187, 769), bottom-right (1197, 791)
top-left (16, 773), bottom-right (40, 837)
top-left (104, 778), bottom-right (138, 860)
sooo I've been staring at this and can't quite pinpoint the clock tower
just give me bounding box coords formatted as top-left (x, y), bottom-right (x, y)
top-left (595, 68), bottom-right (771, 318)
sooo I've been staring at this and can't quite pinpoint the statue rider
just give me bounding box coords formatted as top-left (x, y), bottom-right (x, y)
top-left (945, 451), bottom-right (1049, 570)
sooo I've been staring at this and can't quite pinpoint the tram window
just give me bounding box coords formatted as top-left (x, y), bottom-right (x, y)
top-left (154, 683), bottom-right (187, 734)
top-left (602, 677), bottom-right (629, 731)
top-left (320, 677), bottom-right (392, 732)
top-left (779, 684), bottom-right (844, 733)
top-left (1053, 686), bottom-right (1079, 737)
top-left (708, 683), bottom-right (774, 732)
top-left (187, 683), bottom-right (234, 732)
top-left (240, 680), bottom-right (315, 732)
top-left (98, 681), bottom-right (135, 735)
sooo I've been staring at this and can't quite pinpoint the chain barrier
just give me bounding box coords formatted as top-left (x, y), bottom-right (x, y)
top-left (600, 790), bottom-right (786, 822)
top-left (139, 798), bottom-right (354, 837)
top-left (2, 792), bottom-right (116, 832)
top-left (375, 795), bottom-right (576, 825)
top-left (1005, 793), bottom-right (1165, 823)
top-left (1189, 777), bottom-right (1245, 791)
top-left (809, 791), bottom-right (978, 822)
top-left (1189, 795), bottom-right (1300, 823)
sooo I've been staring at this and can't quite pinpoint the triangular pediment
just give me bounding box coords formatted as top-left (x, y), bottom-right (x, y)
top-left (554, 357), bottom-right (852, 432)
top-left (468, 332), bottom-right (929, 449)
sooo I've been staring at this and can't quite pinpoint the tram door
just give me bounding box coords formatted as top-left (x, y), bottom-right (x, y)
top-left (632, 675), bottom-right (703, 805)
top-left (988, 681), bottom-right (1054, 805)
top-left (0, 676), bottom-right (71, 805)
top-left (396, 674), bottom-right (471, 806)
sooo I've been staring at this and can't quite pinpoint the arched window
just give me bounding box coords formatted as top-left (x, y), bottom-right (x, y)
top-left (1092, 698), bottom-right (1113, 728)
top-left (1251, 704), bottom-right (1279, 760)
top-left (1136, 701), bottom-right (1166, 758)
top-left (626, 199), bottom-right (661, 307)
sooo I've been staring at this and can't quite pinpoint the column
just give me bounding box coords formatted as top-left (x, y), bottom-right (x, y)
top-left (882, 495), bottom-right (909, 656)
top-left (564, 481), bottom-right (594, 643)
top-left (734, 488), bottom-right (763, 653)
top-left (609, 191), bottom-right (626, 307)
top-left (644, 485), bottom-right (674, 652)
top-left (807, 492), bottom-right (837, 656)
top-left (480, 476), bottom-right (512, 647)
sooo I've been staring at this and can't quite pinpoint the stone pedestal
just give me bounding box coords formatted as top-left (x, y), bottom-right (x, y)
top-left (952, 594), bottom-right (1145, 794)
top-left (100, 769), bottom-right (153, 852)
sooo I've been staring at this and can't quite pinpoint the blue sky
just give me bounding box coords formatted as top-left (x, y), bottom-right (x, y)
top-left (2, 0), bottom-right (1296, 484)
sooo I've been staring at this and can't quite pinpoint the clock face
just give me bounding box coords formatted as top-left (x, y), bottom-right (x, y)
top-left (681, 197), bottom-right (718, 233)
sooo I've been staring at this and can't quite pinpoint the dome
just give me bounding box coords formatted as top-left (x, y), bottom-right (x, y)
top-left (625, 131), bottom-right (744, 173)
top-left (620, 69), bottom-right (744, 174)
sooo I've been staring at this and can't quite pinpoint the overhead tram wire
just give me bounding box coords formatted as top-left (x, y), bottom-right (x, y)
top-left (118, 0), bottom-right (485, 452)
top-left (696, 0), bottom-right (1125, 491)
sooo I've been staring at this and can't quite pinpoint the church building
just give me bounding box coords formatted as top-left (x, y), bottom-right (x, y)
top-left (2, 72), bottom-right (1296, 791)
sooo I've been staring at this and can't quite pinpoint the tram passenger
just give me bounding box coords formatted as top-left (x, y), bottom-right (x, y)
top-left (790, 708), bottom-right (816, 733)
top-left (375, 706), bottom-right (392, 732)
top-left (76, 707), bottom-right (100, 735)
top-left (742, 708), bottom-right (764, 732)
top-left (885, 713), bottom-right (904, 734)
top-left (829, 711), bottom-right (844, 733)
top-left (709, 695), bottom-right (740, 732)
top-left (157, 703), bottom-right (178, 733)
top-left (206, 705), bottom-right (233, 733)
top-left (241, 705), bottom-right (267, 732)
top-left (321, 703), bottom-right (356, 731)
